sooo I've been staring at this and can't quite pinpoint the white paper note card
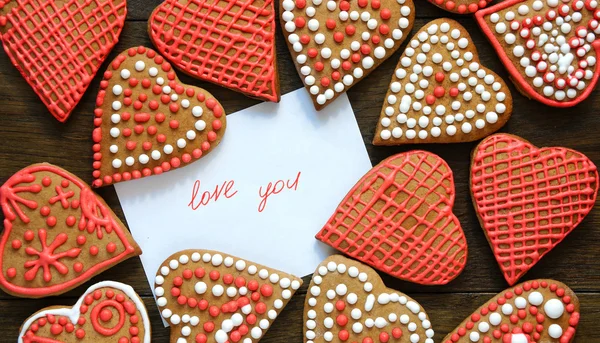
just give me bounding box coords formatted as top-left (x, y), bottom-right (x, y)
top-left (115, 89), bottom-right (372, 288)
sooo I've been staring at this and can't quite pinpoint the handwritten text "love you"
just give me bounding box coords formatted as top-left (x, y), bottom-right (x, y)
top-left (188, 172), bottom-right (301, 213)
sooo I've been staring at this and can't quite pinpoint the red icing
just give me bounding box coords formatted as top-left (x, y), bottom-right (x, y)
top-left (20, 285), bottom-right (146, 342)
top-left (316, 151), bottom-right (467, 285)
top-left (471, 134), bottom-right (598, 285)
top-left (92, 47), bottom-right (226, 187)
top-left (0, 164), bottom-right (139, 297)
top-left (475, 0), bottom-right (600, 107)
top-left (148, 0), bottom-right (279, 102)
top-left (0, 0), bottom-right (127, 122)
top-left (444, 280), bottom-right (580, 343)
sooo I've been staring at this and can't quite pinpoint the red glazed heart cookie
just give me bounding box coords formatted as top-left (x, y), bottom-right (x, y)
top-left (149, 0), bottom-right (280, 102)
top-left (280, 0), bottom-right (415, 110)
top-left (373, 19), bottom-right (513, 145)
top-left (476, 0), bottom-right (600, 107)
top-left (0, 0), bottom-right (127, 122)
top-left (0, 163), bottom-right (141, 298)
top-left (154, 249), bottom-right (303, 343)
top-left (19, 281), bottom-right (150, 343)
top-left (316, 151), bottom-right (468, 285)
top-left (92, 46), bottom-right (227, 187)
top-left (305, 255), bottom-right (435, 343)
top-left (427, 0), bottom-right (492, 14)
top-left (471, 134), bottom-right (599, 285)
top-left (442, 279), bottom-right (580, 343)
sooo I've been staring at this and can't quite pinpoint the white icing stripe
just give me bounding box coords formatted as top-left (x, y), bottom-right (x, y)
top-left (18, 281), bottom-right (150, 343)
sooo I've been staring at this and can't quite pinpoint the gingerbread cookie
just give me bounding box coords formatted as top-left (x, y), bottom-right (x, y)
top-left (92, 46), bottom-right (227, 187)
top-left (0, 0), bottom-right (127, 122)
top-left (0, 163), bottom-right (142, 298)
top-left (19, 281), bottom-right (150, 343)
top-left (475, 0), bottom-right (600, 107)
top-left (280, 0), bottom-right (415, 110)
top-left (305, 255), bottom-right (435, 343)
top-left (149, 0), bottom-right (280, 102)
top-left (316, 151), bottom-right (467, 285)
top-left (427, 0), bottom-right (492, 14)
top-left (373, 19), bottom-right (513, 145)
top-left (471, 134), bottom-right (598, 285)
top-left (154, 249), bottom-right (303, 343)
top-left (443, 279), bottom-right (579, 343)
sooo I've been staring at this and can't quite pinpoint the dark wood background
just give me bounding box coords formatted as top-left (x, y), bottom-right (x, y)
top-left (1, 0), bottom-right (599, 341)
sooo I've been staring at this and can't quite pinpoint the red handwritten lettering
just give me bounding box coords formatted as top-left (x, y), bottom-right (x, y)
top-left (188, 180), bottom-right (238, 210)
top-left (258, 172), bottom-right (301, 212)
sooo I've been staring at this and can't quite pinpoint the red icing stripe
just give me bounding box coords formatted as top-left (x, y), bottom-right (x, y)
top-left (149, 0), bottom-right (279, 102)
top-left (471, 134), bottom-right (599, 285)
top-left (0, 0), bottom-right (127, 122)
top-left (316, 151), bottom-right (468, 285)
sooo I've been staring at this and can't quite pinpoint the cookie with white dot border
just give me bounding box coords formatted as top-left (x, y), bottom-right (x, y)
top-left (92, 46), bottom-right (227, 187)
top-left (373, 19), bottom-right (513, 145)
top-left (476, 0), bottom-right (600, 107)
top-left (154, 249), bottom-right (303, 343)
top-left (280, 0), bottom-right (415, 110)
top-left (18, 281), bottom-right (150, 343)
top-left (305, 255), bottom-right (435, 343)
top-left (442, 279), bottom-right (580, 343)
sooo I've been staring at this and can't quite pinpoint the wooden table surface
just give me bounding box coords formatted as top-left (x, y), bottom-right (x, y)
top-left (1, 0), bottom-right (599, 342)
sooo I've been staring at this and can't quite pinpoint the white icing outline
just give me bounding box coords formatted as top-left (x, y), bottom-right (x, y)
top-left (18, 281), bottom-right (150, 343)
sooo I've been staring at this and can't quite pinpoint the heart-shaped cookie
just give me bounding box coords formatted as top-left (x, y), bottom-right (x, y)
top-left (19, 281), bottom-right (150, 343)
top-left (471, 134), bottom-right (599, 285)
top-left (0, 163), bottom-right (141, 298)
top-left (427, 0), bottom-right (492, 14)
top-left (280, 0), bottom-right (415, 109)
top-left (92, 46), bottom-right (227, 187)
top-left (0, 0), bottom-right (127, 122)
top-left (373, 19), bottom-right (513, 145)
top-left (475, 0), bottom-right (600, 107)
top-left (154, 249), bottom-right (303, 343)
top-left (316, 151), bottom-right (468, 285)
top-left (305, 255), bottom-right (435, 343)
top-left (149, 0), bottom-right (280, 102)
top-left (443, 279), bottom-right (580, 343)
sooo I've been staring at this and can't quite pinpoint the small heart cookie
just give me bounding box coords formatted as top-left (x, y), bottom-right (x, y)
top-left (19, 281), bottom-right (150, 343)
top-left (305, 255), bottom-right (435, 343)
top-left (374, 19), bottom-right (512, 145)
top-left (280, 0), bottom-right (415, 109)
top-left (443, 279), bottom-right (580, 343)
top-left (476, 0), bottom-right (600, 107)
top-left (0, 163), bottom-right (141, 298)
top-left (92, 46), bottom-right (227, 187)
top-left (316, 151), bottom-right (467, 285)
top-left (154, 249), bottom-right (303, 343)
top-left (149, 0), bottom-right (280, 102)
top-left (471, 134), bottom-right (598, 285)
top-left (0, 0), bottom-right (127, 122)
top-left (427, 0), bottom-right (492, 14)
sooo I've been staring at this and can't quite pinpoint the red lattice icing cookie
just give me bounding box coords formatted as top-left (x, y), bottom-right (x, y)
top-left (471, 134), bottom-right (598, 285)
top-left (0, 163), bottom-right (141, 298)
top-left (373, 19), bottom-right (513, 145)
top-left (443, 279), bottom-right (580, 343)
top-left (149, 0), bottom-right (280, 102)
top-left (0, 0), bottom-right (127, 122)
top-left (92, 46), bottom-right (227, 188)
top-left (316, 151), bottom-right (467, 285)
top-left (305, 255), bottom-right (435, 343)
top-left (280, 0), bottom-right (415, 109)
top-left (19, 281), bottom-right (150, 343)
top-left (476, 0), bottom-right (600, 107)
top-left (154, 249), bottom-right (303, 343)
top-left (427, 0), bottom-right (492, 14)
